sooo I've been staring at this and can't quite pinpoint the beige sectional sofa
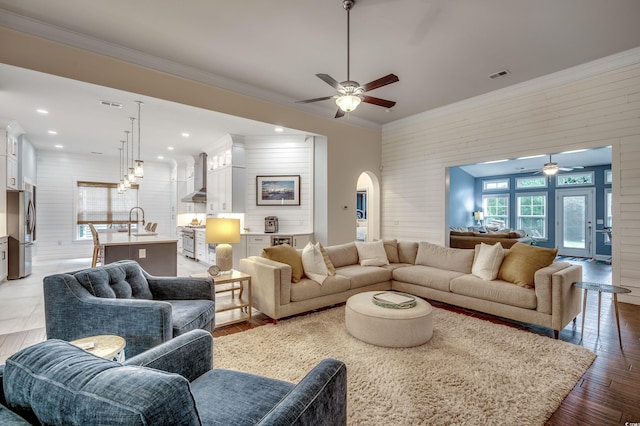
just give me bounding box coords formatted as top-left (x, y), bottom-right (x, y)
top-left (238, 240), bottom-right (583, 338)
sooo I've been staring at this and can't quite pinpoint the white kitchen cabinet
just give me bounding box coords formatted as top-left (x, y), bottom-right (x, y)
top-left (206, 165), bottom-right (246, 215)
top-left (291, 234), bottom-right (312, 249)
top-left (247, 235), bottom-right (271, 257)
top-left (177, 178), bottom-right (195, 214)
top-left (3, 131), bottom-right (18, 190)
top-left (245, 233), bottom-right (313, 257)
top-left (0, 236), bottom-right (8, 281)
top-left (195, 229), bottom-right (207, 262)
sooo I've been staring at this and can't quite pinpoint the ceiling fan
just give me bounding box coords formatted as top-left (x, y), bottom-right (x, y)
top-left (520, 155), bottom-right (584, 175)
top-left (296, 0), bottom-right (399, 118)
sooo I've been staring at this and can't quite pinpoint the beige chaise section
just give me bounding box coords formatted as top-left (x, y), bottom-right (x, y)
top-left (239, 241), bottom-right (582, 337)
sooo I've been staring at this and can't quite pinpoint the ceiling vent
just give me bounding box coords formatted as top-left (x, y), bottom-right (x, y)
top-left (488, 69), bottom-right (511, 79)
top-left (99, 100), bottom-right (123, 108)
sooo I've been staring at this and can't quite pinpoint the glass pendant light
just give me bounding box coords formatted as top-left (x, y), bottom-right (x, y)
top-left (134, 100), bottom-right (144, 178)
top-left (126, 125), bottom-right (136, 184)
top-left (122, 140), bottom-right (131, 189)
top-left (117, 146), bottom-right (126, 193)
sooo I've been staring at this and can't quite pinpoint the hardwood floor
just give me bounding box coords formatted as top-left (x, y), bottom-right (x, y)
top-left (1, 256), bottom-right (638, 425)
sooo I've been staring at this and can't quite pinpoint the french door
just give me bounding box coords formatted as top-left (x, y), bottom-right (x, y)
top-left (555, 188), bottom-right (595, 258)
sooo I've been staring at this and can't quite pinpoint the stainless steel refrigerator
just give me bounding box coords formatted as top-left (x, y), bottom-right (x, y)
top-left (7, 184), bottom-right (36, 279)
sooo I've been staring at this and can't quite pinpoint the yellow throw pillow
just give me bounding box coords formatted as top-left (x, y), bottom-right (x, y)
top-left (263, 244), bottom-right (304, 283)
top-left (497, 242), bottom-right (557, 288)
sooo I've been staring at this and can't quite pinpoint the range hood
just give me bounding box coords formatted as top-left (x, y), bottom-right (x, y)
top-left (181, 152), bottom-right (208, 203)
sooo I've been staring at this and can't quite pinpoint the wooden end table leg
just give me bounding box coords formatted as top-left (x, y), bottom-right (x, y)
top-left (613, 293), bottom-right (624, 348)
top-left (580, 289), bottom-right (588, 342)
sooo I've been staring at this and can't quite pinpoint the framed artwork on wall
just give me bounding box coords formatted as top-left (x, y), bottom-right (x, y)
top-left (256, 175), bottom-right (300, 206)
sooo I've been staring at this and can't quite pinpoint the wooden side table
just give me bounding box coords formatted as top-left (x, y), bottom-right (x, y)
top-left (192, 270), bottom-right (252, 327)
top-left (71, 335), bottom-right (126, 362)
top-left (574, 281), bottom-right (631, 348)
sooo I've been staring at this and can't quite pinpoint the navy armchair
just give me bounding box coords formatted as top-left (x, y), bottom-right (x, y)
top-left (43, 260), bottom-right (215, 357)
top-left (0, 329), bottom-right (347, 425)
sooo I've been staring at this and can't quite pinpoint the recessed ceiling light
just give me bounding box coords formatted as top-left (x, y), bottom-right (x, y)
top-left (36, 108), bottom-right (49, 115)
top-left (48, 130), bottom-right (57, 135)
top-left (54, 144), bottom-right (63, 149)
top-left (274, 127), bottom-right (284, 133)
top-left (181, 132), bottom-right (190, 138)
top-left (157, 155), bottom-right (164, 160)
top-left (167, 146), bottom-right (174, 151)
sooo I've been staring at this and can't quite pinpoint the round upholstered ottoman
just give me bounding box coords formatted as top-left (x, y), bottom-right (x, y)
top-left (345, 291), bottom-right (433, 347)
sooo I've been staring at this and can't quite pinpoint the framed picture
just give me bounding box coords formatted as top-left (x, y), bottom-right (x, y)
top-left (256, 175), bottom-right (300, 206)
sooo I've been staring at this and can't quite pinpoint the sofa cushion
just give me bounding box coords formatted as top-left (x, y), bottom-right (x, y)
top-left (392, 265), bottom-right (464, 292)
top-left (471, 242), bottom-right (504, 281)
top-left (334, 265), bottom-right (393, 289)
top-left (191, 369), bottom-right (293, 426)
top-left (4, 340), bottom-right (200, 426)
top-left (397, 241), bottom-right (419, 264)
top-left (263, 244), bottom-right (304, 283)
top-left (383, 239), bottom-right (400, 263)
top-left (415, 241), bottom-right (475, 274)
top-left (301, 242), bottom-right (330, 284)
top-left (74, 262), bottom-right (153, 299)
top-left (290, 275), bottom-right (351, 302)
top-left (498, 242), bottom-right (558, 288)
top-left (325, 242), bottom-right (359, 268)
top-left (355, 240), bottom-right (389, 266)
top-left (167, 300), bottom-right (215, 336)
top-left (450, 275), bottom-right (537, 310)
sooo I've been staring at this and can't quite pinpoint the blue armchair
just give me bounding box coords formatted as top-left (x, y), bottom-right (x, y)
top-left (0, 329), bottom-right (347, 425)
top-left (43, 260), bottom-right (215, 357)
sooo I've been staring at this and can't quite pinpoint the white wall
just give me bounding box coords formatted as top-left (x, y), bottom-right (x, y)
top-left (35, 150), bottom-right (173, 260)
top-left (381, 49), bottom-right (640, 305)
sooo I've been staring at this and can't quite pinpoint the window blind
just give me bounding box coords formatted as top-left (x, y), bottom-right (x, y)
top-left (77, 181), bottom-right (139, 224)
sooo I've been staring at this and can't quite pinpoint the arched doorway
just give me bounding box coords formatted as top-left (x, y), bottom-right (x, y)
top-left (356, 172), bottom-right (380, 241)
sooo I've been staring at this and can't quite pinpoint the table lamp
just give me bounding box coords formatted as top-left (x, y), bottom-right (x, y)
top-left (473, 211), bottom-right (484, 226)
top-left (206, 218), bottom-right (241, 273)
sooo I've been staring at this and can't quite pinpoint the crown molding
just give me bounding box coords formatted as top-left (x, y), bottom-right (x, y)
top-left (0, 9), bottom-right (381, 132)
top-left (383, 47), bottom-right (640, 132)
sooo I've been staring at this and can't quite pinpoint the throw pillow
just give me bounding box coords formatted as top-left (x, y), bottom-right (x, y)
top-left (263, 244), bottom-right (304, 283)
top-left (301, 242), bottom-right (329, 285)
top-left (498, 242), bottom-right (558, 288)
top-left (471, 242), bottom-right (504, 280)
top-left (317, 242), bottom-right (336, 275)
top-left (383, 239), bottom-right (400, 263)
top-left (355, 240), bottom-right (389, 266)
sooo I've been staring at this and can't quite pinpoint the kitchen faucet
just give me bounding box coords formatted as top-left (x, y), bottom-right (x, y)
top-left (128, 207), bottom-right (146, 236)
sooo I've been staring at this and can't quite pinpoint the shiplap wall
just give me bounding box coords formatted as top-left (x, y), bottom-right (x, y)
top-left (35, 150), bottom-right (173, 260)
top-left (381, 52), bottom-right (640, 305)
top-left (243, 135), bottom-right (313, 234)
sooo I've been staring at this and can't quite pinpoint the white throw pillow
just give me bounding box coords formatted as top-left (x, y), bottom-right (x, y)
top-left (301, 242), bottom-right (329, 285)
top-left (472, 242), bottom-right (504, 281)
top-left (355, 240), bottom-right (389, 266)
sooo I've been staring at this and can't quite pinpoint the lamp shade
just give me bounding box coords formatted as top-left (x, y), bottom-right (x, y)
top-left (206, 218), bottom-right (241, 244)
top-left (473, 212), bottom-right (484, 221)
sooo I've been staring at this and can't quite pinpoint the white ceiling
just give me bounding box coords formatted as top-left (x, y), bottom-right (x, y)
top-left (0, 0), bottom-right (637, 167)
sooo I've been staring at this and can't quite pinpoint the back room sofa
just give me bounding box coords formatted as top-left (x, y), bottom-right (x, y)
top-left (239, 240), bottom-right (582, 338)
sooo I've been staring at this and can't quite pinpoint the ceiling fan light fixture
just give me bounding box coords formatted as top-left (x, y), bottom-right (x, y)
top-left (336, 94), bottom-right (362, 112)
top-left (542, 162), bottom-right (559, 175)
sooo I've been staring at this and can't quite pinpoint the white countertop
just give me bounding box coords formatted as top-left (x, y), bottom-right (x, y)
top-left (100, 233), bottom-right (178, 246)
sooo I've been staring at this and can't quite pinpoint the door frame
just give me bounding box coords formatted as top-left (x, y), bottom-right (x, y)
top-left (555, 187), bottom-right (595, 258)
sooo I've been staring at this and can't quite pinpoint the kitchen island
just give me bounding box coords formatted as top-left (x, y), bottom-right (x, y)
top-left (101, 233), bottom-right (178, 276)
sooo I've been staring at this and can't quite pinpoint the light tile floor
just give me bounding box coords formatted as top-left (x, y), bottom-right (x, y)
top-left (0, 255), bottom-right (210, 363)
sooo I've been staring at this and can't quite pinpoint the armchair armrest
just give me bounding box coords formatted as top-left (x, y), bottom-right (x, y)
top-left (257, 358), bottom-right (347, 426)
top-left (146, 274), bottom-right (215, 301)
top-left (125, 329), bottom-right (213, 382)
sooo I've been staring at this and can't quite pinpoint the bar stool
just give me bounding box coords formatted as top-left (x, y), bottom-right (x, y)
top-left (88, 223), bottom-right (103, 267)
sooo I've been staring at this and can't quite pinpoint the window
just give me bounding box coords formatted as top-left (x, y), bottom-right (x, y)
top-left (76, 181), bottom-right (139, 240)
top-left (516, 177), bottom-right (547, 189)
top-left (556, 172), bottom-right (594, 186)
top-left (517, 193), bottom-right (547, 239)
top-left (605, 188), bottom-right (612, 228)
top-left (482, 195), bottom-right (509, 228)
top-left (483, 178), bottom-right (509, 191)
top-left (605, 169), bottom-right (612, 184)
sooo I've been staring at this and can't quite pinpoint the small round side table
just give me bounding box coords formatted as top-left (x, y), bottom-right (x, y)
top-left (71, 335), bottom-right (126, 362)
top-left (574, 282), bottom-right (631, 348)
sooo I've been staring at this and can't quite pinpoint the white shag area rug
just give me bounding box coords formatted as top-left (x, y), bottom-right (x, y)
top-left (213, 306), bottom-right (595, 425)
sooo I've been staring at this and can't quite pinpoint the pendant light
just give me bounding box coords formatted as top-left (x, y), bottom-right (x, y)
top-left (117, 146), bottom-right (126, 193)
top-left (126, 123), bottom-right (136, 184)
top-left (121, 140), bottom-right (131, 189)
top-left (134, 100), bottom-right (144, 178)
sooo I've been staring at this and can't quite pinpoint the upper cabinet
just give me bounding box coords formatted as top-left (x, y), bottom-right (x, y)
top-left (206, 140), bottom-right (246, 215)
top-left (2, 125), bottom-right (19, 190)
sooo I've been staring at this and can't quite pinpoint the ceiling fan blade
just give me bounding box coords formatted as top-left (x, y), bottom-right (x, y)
top-left (362, 95), bottom-right (396, 108)
top-left (335, 108), bottom-right (345, 119)
top-left (361, 74), bottom-right (399, 92)
top-left (558, 167), bottom-right (574, 171)
top-left (295, 96), bottom-right (335, 104)
top-left (316, 74), bottom-right (344, 90)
